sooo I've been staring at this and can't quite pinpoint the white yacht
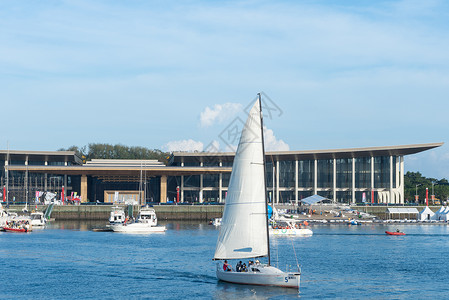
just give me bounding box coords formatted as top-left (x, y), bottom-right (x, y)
top-left (30, 211), bottom-right (47, 227)
top-left (108, 206), bottom-right (126, 225)
top-left (110, 207), bottom-right (166, 233)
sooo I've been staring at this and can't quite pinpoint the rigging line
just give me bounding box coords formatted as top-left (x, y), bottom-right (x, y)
top-left (290, 239), bottom-right (301, 273)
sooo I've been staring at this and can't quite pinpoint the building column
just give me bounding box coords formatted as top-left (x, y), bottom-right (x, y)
top-left (351, 158), bottom-right (355, 204)
top-left (5, 159), bottom-right (8, 204)
top-left (64, 161), bottom-right (68, 200)
top-left (81, 175), bottom-right (88, 203)
top-left (400, 156), bottom-right (405, 204)
top-left (199, 162), bottom-right (203, 203)
top-left (295, 160), bottom-right (298, 206)
top-left (314, 159), bottom-right (318, 196)
top-left (333, 158), bottom-right (336, 203)
top-left (25, 157), bottom-right (28, 205)
top-left (371, 156), bottom-right (375, 203)
top-left (44, 161), bottom-right (48, 192)
top-left (389, 155), bottom-right (393, 204)
top-left (180, 176), bottom-right (184, 203)
top-left (180, 162), bottom-right (184, 203)
top-left (219, 161), bottom-right (223, 203)
top-left (276, 160), bottom-right (280, 204)
top-left (160, 175), bottom-right (167, 203)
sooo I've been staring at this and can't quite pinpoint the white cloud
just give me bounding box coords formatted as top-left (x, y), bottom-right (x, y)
top-left (264, 126), bottom-right (290, 151)
top-left (163, 139), bottom-right (203, 152)
top-left (200, 103), bottom-right (242, 127)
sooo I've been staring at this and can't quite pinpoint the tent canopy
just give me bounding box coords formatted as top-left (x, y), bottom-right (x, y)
top-left (301, 195), bottom-right (327, 205)
top-left (386, 207), bottom-right (419, 214)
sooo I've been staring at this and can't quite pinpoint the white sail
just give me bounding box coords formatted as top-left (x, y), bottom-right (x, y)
top-left (214, 99), bottom-right (268, 260)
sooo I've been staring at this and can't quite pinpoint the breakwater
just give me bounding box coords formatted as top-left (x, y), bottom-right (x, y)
top-left (5, 204), bottom-right (224, 221)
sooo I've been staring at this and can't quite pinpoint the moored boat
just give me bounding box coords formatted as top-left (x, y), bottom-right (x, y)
top-left (109, 206), bottom-right (166, 233)
top-left (30, 211), bottom-right (47, 227)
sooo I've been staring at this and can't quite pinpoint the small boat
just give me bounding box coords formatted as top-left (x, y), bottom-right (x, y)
top-left (385, 231), bottom-right (405, 236)
top-left (3, 226), bottom-right (29, 233)
top-left (30, 211), bottom-right (47, 227)
top-left (214, 95), bottom-right (301, 289)
top-left (209, 218), bottom-right (222, 226)
top-left (109, 206), bottom-right (166, 233)
top-left (270, 220), bottom-right (313, 237)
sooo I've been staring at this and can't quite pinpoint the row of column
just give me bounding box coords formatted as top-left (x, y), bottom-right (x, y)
top-left (177, 155), bottom-right (405, 204)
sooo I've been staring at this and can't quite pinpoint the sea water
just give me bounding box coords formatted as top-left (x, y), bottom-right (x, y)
top-left (1, 221), bottom-right (449, 299)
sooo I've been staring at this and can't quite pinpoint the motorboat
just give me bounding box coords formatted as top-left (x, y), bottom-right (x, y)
top-left (109, 206), bottom-right (166, 233)
top-left (2, 218), bottom-right (32, 232)
top-left (385, 231), bottom-right (406, 236)
top-left (209, 218), bottom-right (222, 226)
top-left (213, 96), bottom-right (301, 289)
top-left (108, 206), bottom-right (126, 225)
top-left (270, 220), bottom-right (313, 237)
top-left (30, 211), bottom-right (47, 227)
top-left (3, 226), bottom-right (30, 233)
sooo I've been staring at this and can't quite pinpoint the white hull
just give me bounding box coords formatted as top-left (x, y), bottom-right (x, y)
top-left (109, 223), bottom-right (166, 233)
top-left (30, 220), bottom-right (46, 227)
top-left (270, 228), bottom-right (313, 237)
top-left (216, 264), bottom-right (300, 288)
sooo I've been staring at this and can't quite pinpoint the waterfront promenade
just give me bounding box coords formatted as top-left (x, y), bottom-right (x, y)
top-left (2, 203), bottom-right (444, 221)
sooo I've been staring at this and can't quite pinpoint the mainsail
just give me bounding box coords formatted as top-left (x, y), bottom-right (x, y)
top-left (213, 99), bottom-right (268, 260)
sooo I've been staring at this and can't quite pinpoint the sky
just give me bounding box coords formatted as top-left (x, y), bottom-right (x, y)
top-left (1, 0), bottom-right (448, 179)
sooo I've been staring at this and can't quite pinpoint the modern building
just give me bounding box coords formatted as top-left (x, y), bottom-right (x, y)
top-left (0, 142), bottom-right (443, 205)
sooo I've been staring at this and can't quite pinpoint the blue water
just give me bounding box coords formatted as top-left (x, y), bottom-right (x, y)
top-left (1, 222), bottom-right (449, 299)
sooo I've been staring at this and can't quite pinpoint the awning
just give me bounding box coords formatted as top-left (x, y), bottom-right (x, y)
top-left (301, 195), bottom-right (327, 205)
top-left (386, 207), bottom-right (419, 214)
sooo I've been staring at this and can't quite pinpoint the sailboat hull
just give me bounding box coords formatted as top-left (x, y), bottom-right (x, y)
top-left (216, 265), bottom-right (300, 288)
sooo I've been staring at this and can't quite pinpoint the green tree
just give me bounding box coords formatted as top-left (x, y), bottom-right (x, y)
top-left (58, 143), bottom-right (170, 164)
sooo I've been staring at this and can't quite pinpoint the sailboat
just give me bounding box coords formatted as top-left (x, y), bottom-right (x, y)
top-left (213, 94), bottom-right (301, 288)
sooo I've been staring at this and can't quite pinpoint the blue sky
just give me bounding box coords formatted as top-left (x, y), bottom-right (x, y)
top-left (1, 0), bottom-right (448, 179)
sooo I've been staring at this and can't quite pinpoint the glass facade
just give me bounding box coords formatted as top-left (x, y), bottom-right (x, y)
top-left (317, 159), bottom-right (333, 188)
top-left (298, 160), bottom-right (313, 188)
top-left (355, 157), bottom-right (371, 188)
top-left (0, 150), bottom-right (411, 205)
top-left (374, 156), bottom-right (390, 189)
top-left (336, 158), bottom-right (351, 188)
top-left (174, 154), bottom-right (404, 204)
top-left (279, 161), bottom-right (295, 188)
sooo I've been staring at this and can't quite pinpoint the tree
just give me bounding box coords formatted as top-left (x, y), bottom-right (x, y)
top-left (58, 143), bottom-right (170, 164)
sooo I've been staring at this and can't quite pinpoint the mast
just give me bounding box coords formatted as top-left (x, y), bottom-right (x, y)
top-left (258, 93), bottom-right (271, 266)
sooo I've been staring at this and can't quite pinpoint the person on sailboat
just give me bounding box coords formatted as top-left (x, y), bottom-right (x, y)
top-left (223, 260), bottom-right (231, 272)
top-left (236, 261), bottom-right (243, 272)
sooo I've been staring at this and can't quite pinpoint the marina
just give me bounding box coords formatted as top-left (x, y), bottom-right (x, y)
top-left (1, 220), bottom-right (449, 299)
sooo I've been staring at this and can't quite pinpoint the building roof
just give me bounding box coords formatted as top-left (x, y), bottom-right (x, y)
top-left (0, 150), bottom-right (83, 164)
top-left (172, 142), bottom-right (444, 163)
